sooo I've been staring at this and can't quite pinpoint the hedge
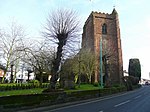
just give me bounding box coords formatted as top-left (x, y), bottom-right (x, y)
top-left (0, 92), bottom-right (63, 109)
top-left (0, 85), bottom-right (138, 111)
top-left (0, 83), bottom-right (49, 91)
top-left (66, 86), bottom-right (127, 100)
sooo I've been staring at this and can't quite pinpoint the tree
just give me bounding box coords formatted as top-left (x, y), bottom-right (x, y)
top-left (128, 58), bottom-right (141, 81)
top-left (22, 41), bottom-right (54, 85)
top-left (79, 49), bottom-right (96, 83)
top-left (42, 9), bottom-right (80, 89)
top-left (0, 21), bottom-right (26, 83)
top-left (60, 49), bottom-right (96, 85)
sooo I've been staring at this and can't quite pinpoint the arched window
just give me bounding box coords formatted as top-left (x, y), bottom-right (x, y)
top-left (102, 23), bottom-right (107, 34)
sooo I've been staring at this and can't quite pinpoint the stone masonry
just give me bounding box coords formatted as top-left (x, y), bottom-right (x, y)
top-left (82, 9), bottom-right (123, 84)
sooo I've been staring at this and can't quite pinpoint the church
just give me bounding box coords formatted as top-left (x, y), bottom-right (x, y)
top-left (82, 8), bottom-right (123, 85)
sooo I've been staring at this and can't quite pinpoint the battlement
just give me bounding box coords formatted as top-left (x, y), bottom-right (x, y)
top-left (84, 9), bottom-right (117, 27)
top-left (92, 11), bottom-right (110, 16)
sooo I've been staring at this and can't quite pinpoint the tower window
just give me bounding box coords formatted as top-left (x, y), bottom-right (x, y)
top-left (102, 23), bottom-right (107, 34)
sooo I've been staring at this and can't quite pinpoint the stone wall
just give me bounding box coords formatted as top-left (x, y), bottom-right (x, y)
top-left (82, 9), bottom-right (123, 84)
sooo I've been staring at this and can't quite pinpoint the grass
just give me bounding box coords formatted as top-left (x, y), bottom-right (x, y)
top-left (0, 88), bottom-right (44, 97)
top-left (65, 84), bottom-right (100, 92)
top-left (76, 84), bottom-right (100, 90)
top-left (0, 84), bottom-right (100, 96)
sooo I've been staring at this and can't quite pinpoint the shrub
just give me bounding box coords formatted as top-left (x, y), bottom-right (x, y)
top-left (122, 76), bottom-right (133, 91)
top-left (0, 93), bottom-right (61, 109)
top-left (29, 80), bottom-right (40, 88)
top-left (93, 82), bottom-right (99, 87)
top-left (55, 81), bottom-right (61, 89)
top-left (128, 58), bottom-right (141, 81)
top-left (41, 83), bottom-right (49, 88)
top-left (111, 87), bottom-right (119, 94)
top-left (112, 84), bottom-right (121, 87)
top-left (0, 82), bottom-right (49, 92)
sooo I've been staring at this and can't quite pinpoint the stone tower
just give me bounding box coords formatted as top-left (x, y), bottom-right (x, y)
top-left (82, 9), bottom-right (123, 84)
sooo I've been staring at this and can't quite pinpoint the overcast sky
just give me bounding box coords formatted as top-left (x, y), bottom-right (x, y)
top-left (0, 0), bottom-right (150, 79)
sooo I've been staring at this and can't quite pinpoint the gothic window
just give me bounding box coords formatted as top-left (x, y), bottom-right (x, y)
top-left (102, 23), bottom-right (107, 34)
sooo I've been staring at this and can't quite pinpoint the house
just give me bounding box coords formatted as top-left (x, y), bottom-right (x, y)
top-left (0, 64), bottom-right (6, 81)
top-left (5, 70), bottom-right (35, 83)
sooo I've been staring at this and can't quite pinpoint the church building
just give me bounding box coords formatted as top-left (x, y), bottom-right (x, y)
top-left (82, 9), bottom-right (123, 85)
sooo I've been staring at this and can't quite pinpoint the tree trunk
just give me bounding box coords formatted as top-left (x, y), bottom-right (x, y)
top-left (87, 73), bottom-right (91, 84)
top-left (28, 72), bottom-right (30, 82)
top-left (40, 71), bottom-right (43, 86)
top-left (50, 37), bottom-right (67, 89)
top-left (10, 64), bottom-right (14, 83)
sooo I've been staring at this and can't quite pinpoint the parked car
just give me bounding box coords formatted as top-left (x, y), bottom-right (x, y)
top-left (145, 81), bottom-right (149, 85)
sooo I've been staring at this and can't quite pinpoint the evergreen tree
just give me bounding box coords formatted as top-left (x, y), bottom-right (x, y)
top-left (128, 58), bottom-right (141, 81)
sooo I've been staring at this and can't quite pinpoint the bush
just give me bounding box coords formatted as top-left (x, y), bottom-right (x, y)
top-left (93, 82), bottom-right (99, 87)
top-left (122, 76), bottom-right (140, 91)
top-left (112, 84), bottom-right (121, 87)
top-left (55, 81), bottom-right (61, 89)
top-left (0, 93), bottom-right (61, 110)
top-left (29, 80), bottom-right (40, 88)
top-left (0, 82), bottom-right (49, 92)
top-left (111, 87), bottom-right (119, 94)
top-left (67, 89), bottom-right (100, 99)
top-left (41, 83), bottom-right (49, 88)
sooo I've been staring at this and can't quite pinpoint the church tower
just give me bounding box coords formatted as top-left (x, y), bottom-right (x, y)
top-left (82, 9), bottom-right (123, 84)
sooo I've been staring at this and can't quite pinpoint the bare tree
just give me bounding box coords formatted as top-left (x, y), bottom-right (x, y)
top-left (0, 21), bottom-right (26, 83)
top-left (80, 49), bottom-right (96, 83)
top-left (22, 40), bottom-right (54, 85)
top-left (42, 9), bottom-right (80, 89)
top-left (60, 49), bottom-right (96, 86)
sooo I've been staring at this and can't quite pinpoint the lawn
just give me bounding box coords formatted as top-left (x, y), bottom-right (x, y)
top-left (65, 84), bottom-right (100, 93)
top-left (0, 84), bottom-right (100, 97)
top-left (75, 84), bottom-right (100, 90)
top-left (0, 88), bottom-right (44, 97)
